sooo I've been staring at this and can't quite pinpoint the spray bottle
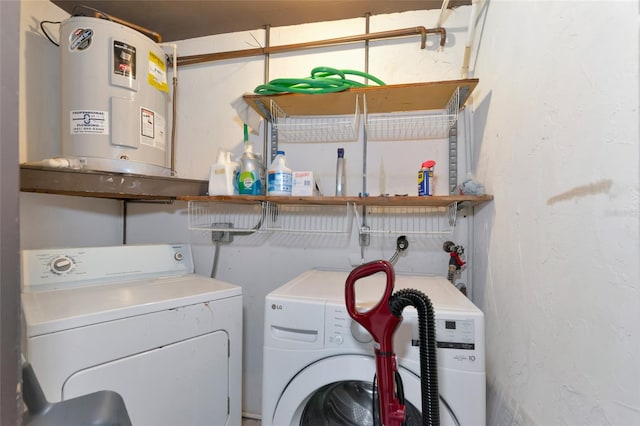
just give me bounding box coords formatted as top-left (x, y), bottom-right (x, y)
top-left (418, 160), bottom-right (436, 196)
top-left (238, 124), bottom-right (264, 195)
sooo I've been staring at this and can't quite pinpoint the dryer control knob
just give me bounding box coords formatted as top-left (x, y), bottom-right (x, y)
top-left (334, 335), bottom-right (343, 345)
top-left (350, 320), bottom-right (373, 343)
top-left (50, 256), bottom-right (75, 275)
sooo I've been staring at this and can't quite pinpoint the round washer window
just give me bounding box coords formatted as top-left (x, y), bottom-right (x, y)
top-left (300, 380), bottom-right (422, 426)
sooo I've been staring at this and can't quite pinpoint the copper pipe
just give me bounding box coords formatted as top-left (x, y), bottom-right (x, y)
top-left (429, 27), bottom-right (447, 47)
top-left (92, 12), bottom-right (162, 43)
top-left (177, 26), bottom-right (446, 67)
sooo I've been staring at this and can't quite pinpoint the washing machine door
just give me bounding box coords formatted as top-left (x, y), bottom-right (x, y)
top-left (272, 354), bottom-right (459, 426)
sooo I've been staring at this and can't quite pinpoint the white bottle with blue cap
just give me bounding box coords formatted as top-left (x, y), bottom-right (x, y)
top-left (268, 150), bottom-right (292, 196)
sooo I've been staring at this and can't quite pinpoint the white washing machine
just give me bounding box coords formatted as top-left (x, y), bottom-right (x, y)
top-left (21, 244), bottom-right (242, 426)
top-left (262, 269), bottom-right (485, 426)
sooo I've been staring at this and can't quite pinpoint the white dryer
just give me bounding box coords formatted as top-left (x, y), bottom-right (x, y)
top-left (262, 269), bottom-right (485, 426)
top-left (21, 244), bottom-right (242, 426)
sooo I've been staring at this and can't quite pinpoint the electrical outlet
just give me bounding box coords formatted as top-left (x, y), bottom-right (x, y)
top-left (359, 226), bottom-right (370, 247)
top-left (211, 222), bottom-right (233, 243)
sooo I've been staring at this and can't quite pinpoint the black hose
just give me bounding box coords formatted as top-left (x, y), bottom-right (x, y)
top-left (40, 21), bottom-right (60, 46)
top-left (372, 372), bottom-right (411, 426)
top-left (389, 289), bottom-right (440, 426)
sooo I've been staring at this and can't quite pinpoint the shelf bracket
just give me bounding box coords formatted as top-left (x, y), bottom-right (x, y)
top-left (449, 121), bottom-right (458, 195)
top-left (448, 203), bottom-right (458, 228)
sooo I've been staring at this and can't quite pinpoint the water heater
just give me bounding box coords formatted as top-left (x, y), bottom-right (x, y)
top-left (60, 16), bottom-right (171, 176)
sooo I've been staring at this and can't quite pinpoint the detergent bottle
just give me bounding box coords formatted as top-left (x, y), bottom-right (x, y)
top-left (238, 125), bottom-right (264, 195)
top-left (267, 150), bottom-right (292, 196)
top-left (238, 145), bottom-right (264, 195)
top-left (208, 150), bottom-right (238, 195)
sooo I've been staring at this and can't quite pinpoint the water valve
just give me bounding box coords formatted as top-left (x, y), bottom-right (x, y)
top-left (443, 240), bottom-right (466, 294)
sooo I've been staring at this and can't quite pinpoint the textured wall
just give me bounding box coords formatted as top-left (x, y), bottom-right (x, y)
top-left (20, 0), bottom-right (640, 423)
top-left (470, 1), bottom-right (640, 424)
top-left (129, 7), bottom-right (476, 416)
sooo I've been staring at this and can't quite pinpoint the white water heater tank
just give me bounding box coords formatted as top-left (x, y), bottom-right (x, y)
top-left (60, 16), bottom-right (171, 176)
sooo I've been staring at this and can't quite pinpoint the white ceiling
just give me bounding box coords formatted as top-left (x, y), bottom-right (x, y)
top-left (51, 0), bottom-right (470, 42)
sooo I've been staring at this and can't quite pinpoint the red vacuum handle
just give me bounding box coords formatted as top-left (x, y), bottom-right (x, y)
top-left (345, 260), bottom-right (405, 426)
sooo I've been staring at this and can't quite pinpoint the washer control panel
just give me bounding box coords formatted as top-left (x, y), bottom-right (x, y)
top-left (325, 305), bottom-right (361, 349)
top-left (325, 304), bottom-right (419, 352)
top-left (325, 304), bottom-right (480, 357)
top-left (435, 318), bottom-right (476, 350)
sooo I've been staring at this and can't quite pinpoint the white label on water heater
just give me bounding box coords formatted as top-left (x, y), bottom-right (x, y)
top-left (140, 108), bottom-right (166, 150)
top-left (141, 108), bottom-right (155, 139)
top-left (155, 114), bottom-right (166, 149)
top-left (70, 110), bottom-right (109, 135)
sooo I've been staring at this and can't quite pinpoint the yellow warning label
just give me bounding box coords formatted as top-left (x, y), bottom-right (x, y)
top-left (148, 51), bottom-right (169, 92)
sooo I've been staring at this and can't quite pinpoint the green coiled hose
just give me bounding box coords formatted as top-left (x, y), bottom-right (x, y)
top-left (254, 66), bottom-right (386, 95)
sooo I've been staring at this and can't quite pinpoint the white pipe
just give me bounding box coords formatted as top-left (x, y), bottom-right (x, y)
top-left (436, 0), bottom-right (450, 28)
top-left (461, 0), bottom-right (479, 79)
top-left (159, 43), bottom-right (178, 79)
top-left (159, 43), bottom-right (178, 175)
top-left (436, 0), bottom-right (450, 52)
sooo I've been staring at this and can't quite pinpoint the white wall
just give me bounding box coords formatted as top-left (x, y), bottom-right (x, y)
top-left (19, 0), bottom-right (66, 163)
top-left (21, 1), bottom-right (476, 417)
top-left (19, 0), bottom-right (123, 249)
top-left (127, 7), bottom-right (475, 416)
top-left (469, 1), bottom-right (640, 425)
top-left (19, 0), bottom-right (640, 424)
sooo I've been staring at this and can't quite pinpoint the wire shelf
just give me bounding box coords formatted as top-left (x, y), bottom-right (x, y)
top-left (262, 202), bottom-right (353, 234)
top-left (267, 231), bottom-right (353, 248)
top-left (187, 201), bottom-right (268, 233)
top-left (354, 203), bottom-right (457, 236)
top-left (187, 200), bottom-right (465, 248)
top-left (270, 98), bottom-right (360, 143)
top-left (364, 88), bottom-right (459, 141)
top-left (188, 201), bottom-right (353, 247)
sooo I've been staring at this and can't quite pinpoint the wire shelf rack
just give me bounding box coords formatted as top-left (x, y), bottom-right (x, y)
top-left (187, 201), bottom-right (268, 233)
top-left (262, 202), bottom-right (353, 234)
top-left (187, 199), bottom-right (469, 248)
top-left (353, 203), bottom-right (457, 237)
top-left (270, 98), bottom-right (360, 143)
top-left (188, 201), bottom-right (353, 247)
top-left (364, 88), bottom-right (459, 141)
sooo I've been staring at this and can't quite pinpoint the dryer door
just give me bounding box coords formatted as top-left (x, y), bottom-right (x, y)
top-left (63, 331), bottom-right (229, 426)
top-left (272, 354), bottom-right (459, 426)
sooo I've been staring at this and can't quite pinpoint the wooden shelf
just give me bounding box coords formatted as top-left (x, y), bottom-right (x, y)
top-left (19, 166), bottom-right (492, 208)
top-left (20, 165), bottom-right (208, 200)
top-left (243, 79), bottom-right (479, 118)
top-left (179, 194), bottom-right (493, 208)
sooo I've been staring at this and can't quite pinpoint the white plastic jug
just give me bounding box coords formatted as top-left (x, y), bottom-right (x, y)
top-left (267, 150), bottom-right (292, 196)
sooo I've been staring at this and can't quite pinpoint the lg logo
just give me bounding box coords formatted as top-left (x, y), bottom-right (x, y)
top-left (454, 354), bottom-right (477, 362)
top-left (271, 304), bottom-right (283, 310)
